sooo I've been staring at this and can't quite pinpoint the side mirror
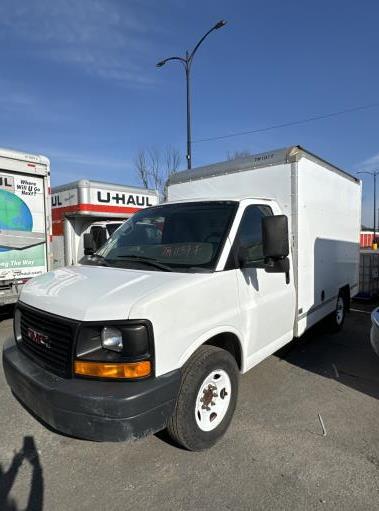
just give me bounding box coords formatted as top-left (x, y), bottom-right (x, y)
top-left (97, 228), bottom-right (107, 249)
top-left (83, 233), bottom-right (95, 256)
top-left (262, 215), bottom-right (289, 259)
top-left (262, 215), bottom-right (290, 283)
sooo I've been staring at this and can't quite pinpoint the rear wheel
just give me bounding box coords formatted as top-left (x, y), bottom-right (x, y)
top-left (166, 345), bottom-right (239, 451)
top-left (327, 293), bottom-right (346, 332)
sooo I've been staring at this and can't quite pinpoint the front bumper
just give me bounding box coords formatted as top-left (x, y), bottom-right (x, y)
top-left (3, 336), bottom-right (180, 442)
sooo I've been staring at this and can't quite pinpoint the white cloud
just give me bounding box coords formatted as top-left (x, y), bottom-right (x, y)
top-left (0, 79), bottom-right (73, 123)
top-left (358, 152), bottom-right (379, 171)
top-left (49, 149), bottom-right (130, 169)
top-left (0, 0), bottom-right (158, 86)
top-left (46, 147), bottom-right (137, 187)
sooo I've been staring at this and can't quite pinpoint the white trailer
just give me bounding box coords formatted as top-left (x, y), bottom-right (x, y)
top-left (0, 148), bottom-right (52, 305)
top-left (51, 180), bottom-right (159, 268)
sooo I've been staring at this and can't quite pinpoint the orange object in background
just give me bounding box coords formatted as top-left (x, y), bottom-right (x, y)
top-left (361, 231), bottom-right (376, 248)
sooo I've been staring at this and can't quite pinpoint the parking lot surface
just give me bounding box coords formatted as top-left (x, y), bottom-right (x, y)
top-left (0, 302), bottom-right (378, 511)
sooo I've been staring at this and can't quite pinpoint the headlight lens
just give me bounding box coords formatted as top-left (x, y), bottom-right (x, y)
top-left (75, 321), bottom-right (153, 379)
top-left (101, 326), bottom-right (123, 352)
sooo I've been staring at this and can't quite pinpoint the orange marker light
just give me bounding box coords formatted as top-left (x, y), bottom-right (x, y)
top-left (74, 360), bottom-right (151, 379)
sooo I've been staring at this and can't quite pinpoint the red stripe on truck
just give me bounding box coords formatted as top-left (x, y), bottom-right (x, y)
top-left (52, 203), bottom-right (140, 220)
top-left (52, 222), bottom-right (64, 236)
top-left (51, 204), bottom-right (141, 236)
top-left (79, 204), bottom-right (140, 214)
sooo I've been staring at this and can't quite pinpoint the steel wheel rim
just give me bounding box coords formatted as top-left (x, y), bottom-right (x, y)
top-left (195, 369), bottom-right (231, 432)
top-left (336, 296), bottom-right (344, 325)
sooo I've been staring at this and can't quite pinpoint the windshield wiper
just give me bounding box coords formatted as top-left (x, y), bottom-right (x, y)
top-left (80, 254), bottom-right (111, 267)
top-left (186, 266), bottom-right (213, 273)
top-left (115, 255), bottom-right (173, 272)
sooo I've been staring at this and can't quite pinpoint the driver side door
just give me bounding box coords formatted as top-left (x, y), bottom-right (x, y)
top-left (233, 203), bottom-right (296, 368)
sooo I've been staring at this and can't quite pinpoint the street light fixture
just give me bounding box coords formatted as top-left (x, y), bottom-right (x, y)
top-left (357, 169), bottom-right (379, 246)
top-left (156, 20), bottom-right (227, 169)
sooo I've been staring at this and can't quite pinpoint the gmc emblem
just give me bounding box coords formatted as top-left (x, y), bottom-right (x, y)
top-left (27, 327), bottom-right (51, 349)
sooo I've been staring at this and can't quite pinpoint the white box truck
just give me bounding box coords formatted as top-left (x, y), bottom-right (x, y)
top-left (3, 146), bottom-right (361, 451)
top-left (51, 179), bottom-right (159, 268)
top-left (0, 148), bottom-right (52, 306)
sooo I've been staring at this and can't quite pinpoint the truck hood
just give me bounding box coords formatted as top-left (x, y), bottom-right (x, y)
top-left (20, 265), bottom-right (201, 321)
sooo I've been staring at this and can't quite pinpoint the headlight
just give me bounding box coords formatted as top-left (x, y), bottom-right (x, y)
top-left (101, 327), bottom-right (123, 352)
top-left (74, 321), bottom-right (153, 379)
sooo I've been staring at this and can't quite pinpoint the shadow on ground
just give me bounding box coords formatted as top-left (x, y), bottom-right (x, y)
top-left (275, 299), bottom-right (379, 401)
top-left (0, 436), bottom-right (43, 511)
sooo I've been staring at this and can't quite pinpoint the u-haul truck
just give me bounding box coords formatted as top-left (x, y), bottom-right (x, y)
top-left (51, 180), bottom-right (159, 268)
top-left (0, 148), bottom-right (52, 306)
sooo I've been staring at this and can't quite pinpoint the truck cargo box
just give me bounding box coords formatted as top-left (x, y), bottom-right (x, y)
top-left (0, 147), bottom-right (52, 305)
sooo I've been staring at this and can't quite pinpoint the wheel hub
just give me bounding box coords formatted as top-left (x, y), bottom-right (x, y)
top-left (195, 369), bottom-right (232, 432)
top-left (200, 385), bottom-right (218, 410)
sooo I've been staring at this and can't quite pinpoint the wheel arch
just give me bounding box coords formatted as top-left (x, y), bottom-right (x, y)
top-left (178, 327), bottom-right (245, 373)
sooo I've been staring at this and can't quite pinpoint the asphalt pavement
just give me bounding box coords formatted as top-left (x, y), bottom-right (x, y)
top-left (0, 302), bottom-right (378, 511)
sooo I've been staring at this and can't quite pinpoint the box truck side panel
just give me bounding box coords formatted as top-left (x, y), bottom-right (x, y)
top-left (296, 157), bottom-right (361, 335)
top-left (0, 171), bottom-right (48, 281)
top-left (167, 163), bottom-right (293, 214)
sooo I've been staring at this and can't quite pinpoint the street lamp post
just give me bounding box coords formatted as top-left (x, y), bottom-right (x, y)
top-left (156, 20), bottom-right (227, 170)
top-left (358, 169), bottom-right (379, 246)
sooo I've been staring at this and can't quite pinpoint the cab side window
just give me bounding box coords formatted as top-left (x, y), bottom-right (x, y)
top-left (90, 226), bottom-right (107, 250)
top-left (236, 205), bottom-right (273, 266)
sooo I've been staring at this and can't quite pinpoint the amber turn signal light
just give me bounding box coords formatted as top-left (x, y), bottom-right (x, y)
top-left (74, 360), bottom-right (151, 379)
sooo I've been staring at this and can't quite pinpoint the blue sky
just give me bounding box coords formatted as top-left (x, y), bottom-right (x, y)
top-left (0, 0), bottom-right (378, 225)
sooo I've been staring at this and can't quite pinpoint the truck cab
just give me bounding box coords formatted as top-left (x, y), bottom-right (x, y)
top-left (3, 146), bottom-right (361, 451)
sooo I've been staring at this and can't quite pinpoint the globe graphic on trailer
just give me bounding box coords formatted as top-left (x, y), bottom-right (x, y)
top-left (0, 189), bottom-right (33, 253)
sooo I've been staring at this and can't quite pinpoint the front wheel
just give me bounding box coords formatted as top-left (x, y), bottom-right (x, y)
top-left (166, 345), bottom-right (239, 451)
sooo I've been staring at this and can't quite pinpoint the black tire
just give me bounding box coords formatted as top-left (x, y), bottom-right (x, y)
top-left (166, 345), bottom-right (239, 451)
top-left (327, 292), bottom-right (346, 333)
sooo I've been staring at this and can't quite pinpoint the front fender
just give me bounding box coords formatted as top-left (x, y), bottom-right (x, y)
top-left (177, 325), bottom-right (246, 373)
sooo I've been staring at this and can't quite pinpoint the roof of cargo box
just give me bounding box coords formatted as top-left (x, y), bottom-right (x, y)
top-left (0, 146), bottom-right (50, 165)
top-left (52, 179), bottom-right (158, 195)
top-left (168, 145), bottom-right (359, 186)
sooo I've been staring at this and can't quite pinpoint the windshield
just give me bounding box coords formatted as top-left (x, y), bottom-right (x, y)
top-left (96, 201), bottom-right (237, 272)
